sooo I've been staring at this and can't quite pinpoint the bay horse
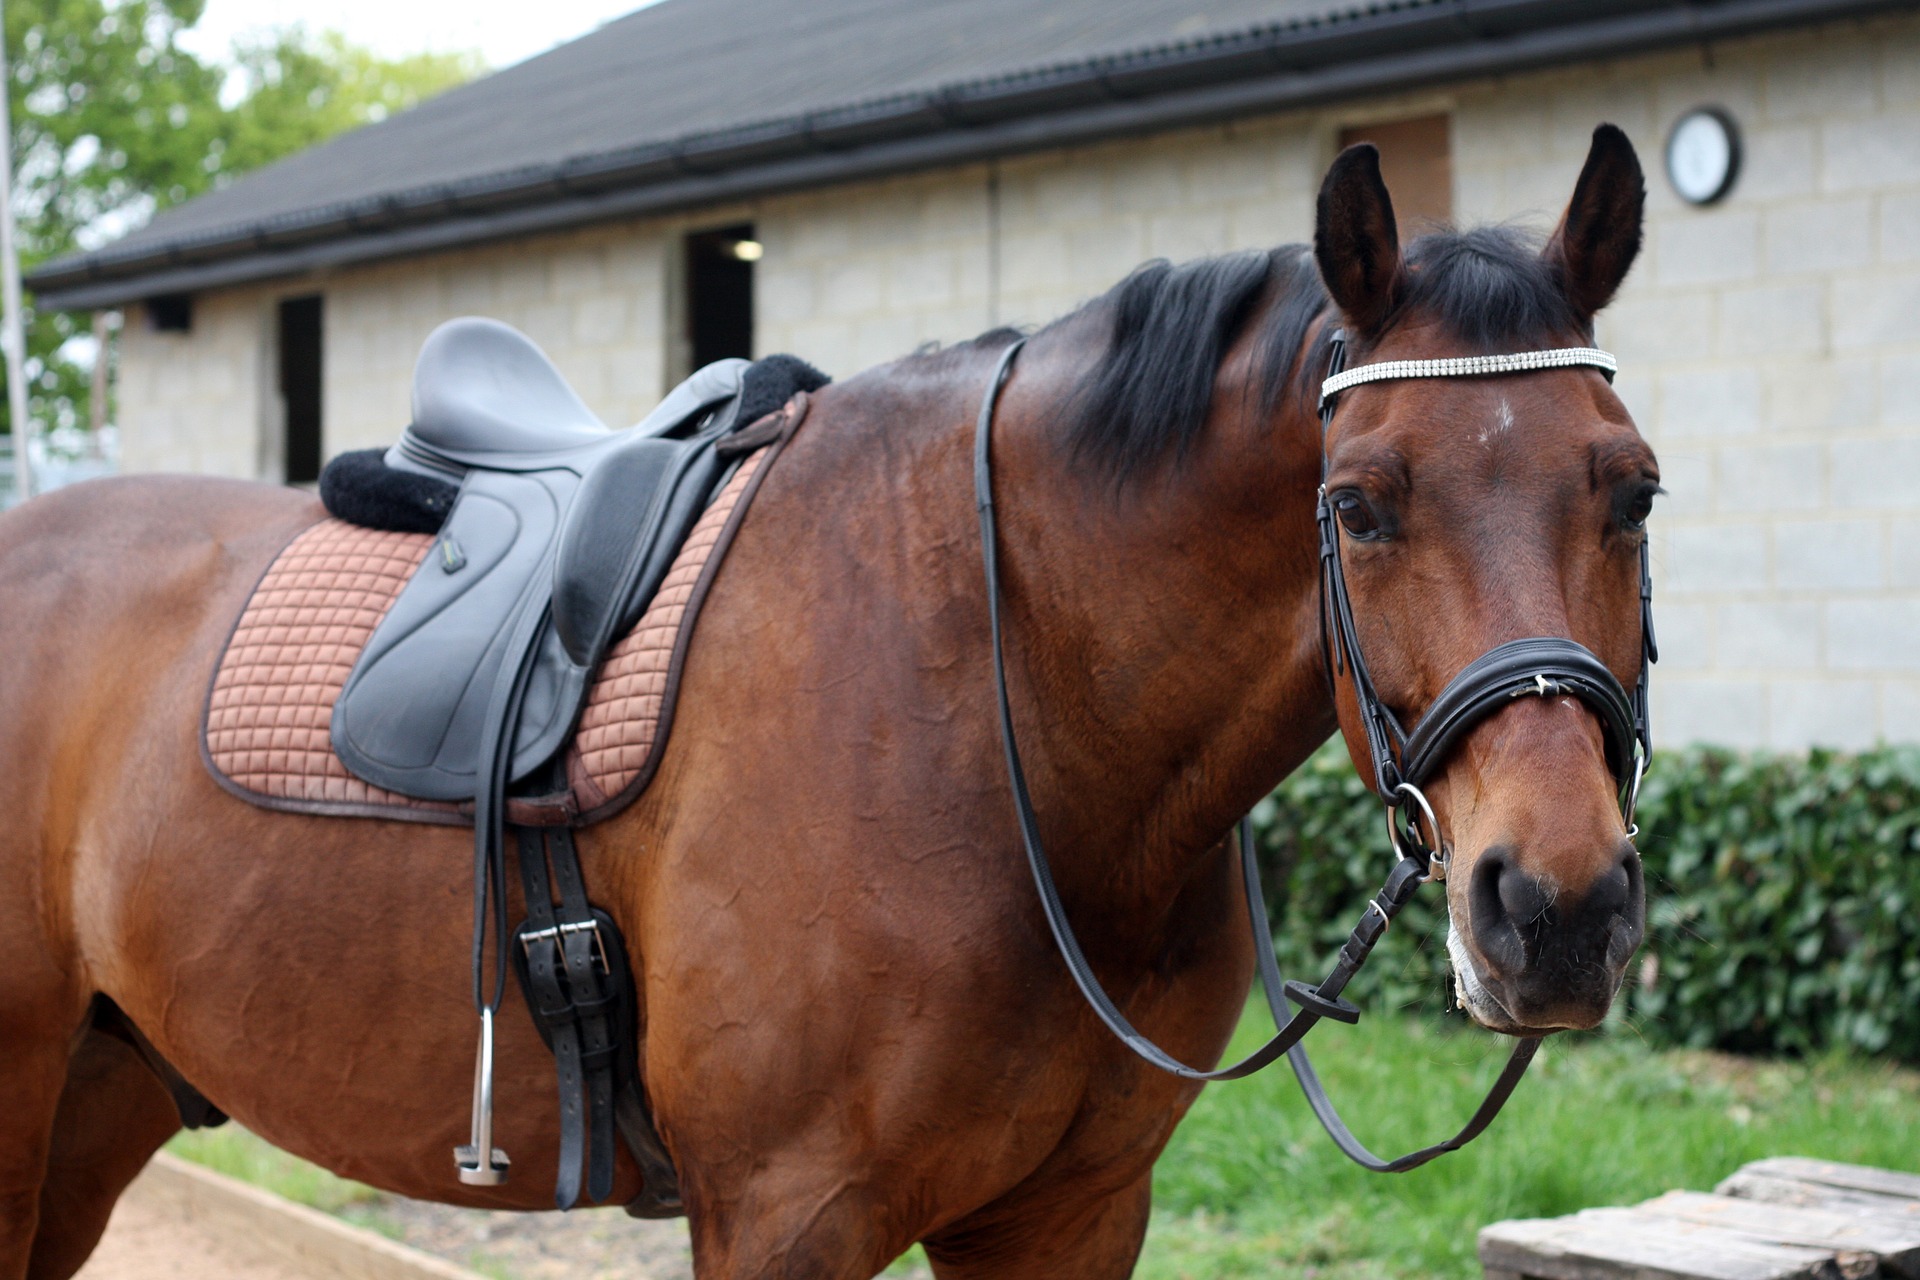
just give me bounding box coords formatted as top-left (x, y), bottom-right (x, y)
top-left (0, 124), bottom-right (1655, 1278)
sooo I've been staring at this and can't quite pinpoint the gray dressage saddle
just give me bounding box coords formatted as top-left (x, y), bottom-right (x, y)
top-left (316, 317), bottom-right (826, 1214)
top-left (332, 317), bottom-right (759, 798)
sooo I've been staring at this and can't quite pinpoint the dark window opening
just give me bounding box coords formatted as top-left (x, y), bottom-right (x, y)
top-left (278, 294), bottom-right (323, 485)
top-left (686, 223), bottom-right (756, 369)
top-left (148, 294), bottom-right (193, 332)
top-left (1338, 114), bottom-right (1453, 232)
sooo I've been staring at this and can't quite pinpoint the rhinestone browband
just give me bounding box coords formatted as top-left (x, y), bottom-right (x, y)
top-left (1318, 347), bottom-right (1618, 405)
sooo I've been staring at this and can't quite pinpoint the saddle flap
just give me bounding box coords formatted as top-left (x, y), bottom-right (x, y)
top-left (332, 469), bottom-right (586, 800)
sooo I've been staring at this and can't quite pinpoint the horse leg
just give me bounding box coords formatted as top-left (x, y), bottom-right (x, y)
top-left (26, 1029), bottom-right (181, 1280)
top-left (683, 1167), bottom-right (912, 1280)
top-left (0, 1007), bottom-right (83, 1280)
top-left (921, 1171), bottom-right (1153, 1280)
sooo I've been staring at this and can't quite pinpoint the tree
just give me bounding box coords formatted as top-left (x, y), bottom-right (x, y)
top-left (6, 0), bottom-right (227, 437)
top-left (220, 29), bottom-right (479, 178)
top-left (2, 5), bottom-right (480, 441)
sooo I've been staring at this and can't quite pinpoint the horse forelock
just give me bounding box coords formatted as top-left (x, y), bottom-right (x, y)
top-left (1044, 225), bottom-right (1593, 484)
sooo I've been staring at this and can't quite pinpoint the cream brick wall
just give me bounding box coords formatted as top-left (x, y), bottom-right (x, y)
top-left (754, 114), bottom-right (1326, 367)
top-left (120, 219), bottom-right (676, 479)
top-left (323, 220), bottom-right (674, 453)
top-left (119, 286), bottom-right (275, 477)
top-left (110, 12), bottom-right (1920, 746)
top-left (1448, 16), bottom-right (1920, 748)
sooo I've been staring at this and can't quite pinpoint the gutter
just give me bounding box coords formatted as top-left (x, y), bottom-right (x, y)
top-left (30, 0), bottom-right (1918, 310)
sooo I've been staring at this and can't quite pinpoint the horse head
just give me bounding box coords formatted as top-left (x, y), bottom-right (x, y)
top-left (1312, 125), bottom-right (1657, 1034)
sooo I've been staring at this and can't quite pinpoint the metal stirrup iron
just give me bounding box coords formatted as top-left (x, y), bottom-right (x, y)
top-left (456, 1007), bottom-right (511, 1184)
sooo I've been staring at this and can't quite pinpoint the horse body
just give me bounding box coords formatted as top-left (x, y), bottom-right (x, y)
top-left (0, 337), bottom-right (1292, 1276)
top-left (2, 127), bottom-right (1656, 1279)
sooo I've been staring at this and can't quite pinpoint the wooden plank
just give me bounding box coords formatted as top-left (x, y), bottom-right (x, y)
top-left (129, 1155), bottom-right (488, 1280)
top-left (1636, 1191), bottom-right (1919, 1276)
top-left (1479, 1205), bottom-right (1857, 1280)
top-left (1721, 1171), bottom-right (1920, 1223)
top-left (1729, 1160), bottom-right (1920, 1204)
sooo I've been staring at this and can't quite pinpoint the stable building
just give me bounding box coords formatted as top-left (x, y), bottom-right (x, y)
top-left (30, 0), bottom-right (1920, 749)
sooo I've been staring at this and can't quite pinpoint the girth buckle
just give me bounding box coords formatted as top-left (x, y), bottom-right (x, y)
top-left (519, 917), bottom-right (611, 972)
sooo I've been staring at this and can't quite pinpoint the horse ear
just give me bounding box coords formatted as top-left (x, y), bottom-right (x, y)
top-left (1545, 124), bottom-right (1646, 318)
top-left (1314, 143), bottom-right (1404, 337)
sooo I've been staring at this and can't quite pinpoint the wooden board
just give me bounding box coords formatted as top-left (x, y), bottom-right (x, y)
top-left (1640, 1191), bottom-right (1920, 1275)
top-left (1479, 1204), bottom-right (1868, 1280)
top-left (1483, 1159), bottom-right (1920, 1280)
top-left (1722, 1160), bottom-right (1920, 1205)
top-left (1720, 1171), bottom-right (1920, 1224)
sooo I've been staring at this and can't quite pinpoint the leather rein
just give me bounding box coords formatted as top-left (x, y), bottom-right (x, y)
top-left (973, 331), bottom-right (1655, 1172)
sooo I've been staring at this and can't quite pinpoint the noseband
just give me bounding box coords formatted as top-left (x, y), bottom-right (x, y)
top-left (975, 328), bottom-right (1657, 1173)
top-left (1315, 329), bottom-right (1657, 875)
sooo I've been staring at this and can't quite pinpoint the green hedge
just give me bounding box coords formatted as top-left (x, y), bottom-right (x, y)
top-left (1250, 744), bottom-right (1920, 1060)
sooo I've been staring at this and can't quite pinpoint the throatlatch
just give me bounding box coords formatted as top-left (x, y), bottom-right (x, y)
top-left (974, 326), bottom-right (1655, 1173)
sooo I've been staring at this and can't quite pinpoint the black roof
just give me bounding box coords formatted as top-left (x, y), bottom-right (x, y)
top-left (31, 0), bottom-right (1914, 308)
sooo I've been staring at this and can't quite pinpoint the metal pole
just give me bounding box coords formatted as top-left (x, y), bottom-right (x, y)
top-left (0, 0), bottom-right (32, 502)
top-left (90, 311), bottom-right (107, 432)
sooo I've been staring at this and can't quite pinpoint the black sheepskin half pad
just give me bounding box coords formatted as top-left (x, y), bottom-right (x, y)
top-left (733, 354), bottom-right (831, 428)
top-left (319, 448), bottom-right (459, 533)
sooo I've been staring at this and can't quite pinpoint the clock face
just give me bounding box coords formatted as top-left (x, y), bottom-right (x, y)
top-left (1666, 109), bottom-right (1740, 205)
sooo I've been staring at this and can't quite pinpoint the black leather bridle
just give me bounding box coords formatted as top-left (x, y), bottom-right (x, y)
top-left (1314, 328), bottom-right (1656, 869)
top-left (974, 330), bottom-right (1655, 1172)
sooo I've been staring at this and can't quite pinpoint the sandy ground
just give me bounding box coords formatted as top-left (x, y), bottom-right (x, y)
top-left (71, 1189), bottom-right (696, 1280)
top-left (361, 1198), bottom-right (696, 1280)
top-left (73, 1176), bottom-right (930, 1280)
top-left (74, 1194), bottom-right (319, 1280)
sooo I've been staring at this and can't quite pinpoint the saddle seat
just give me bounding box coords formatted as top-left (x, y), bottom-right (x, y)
top-left (390, 317), bottom-right (754, 475)
top-left (331, 317), bottom-right (778, 802)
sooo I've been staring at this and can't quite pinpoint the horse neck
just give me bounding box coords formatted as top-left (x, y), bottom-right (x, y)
top-left (983, 331), bottom-right (1336, 928)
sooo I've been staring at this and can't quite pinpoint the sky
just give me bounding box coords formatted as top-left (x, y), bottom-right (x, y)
top-left (176, 0), bottom-right (664, 71)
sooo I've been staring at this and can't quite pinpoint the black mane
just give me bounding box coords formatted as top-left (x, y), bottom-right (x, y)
top-left (1059, 225), bottom-right (1585, 480)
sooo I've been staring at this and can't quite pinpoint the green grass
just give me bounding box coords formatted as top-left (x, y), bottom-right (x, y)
top-left (1138, 1010), bottom-right (1920, 1279)
top-left (165, 1014), bottom-right (1920, 1279)
top-left (166, 1125), bottom-right (380, 1216)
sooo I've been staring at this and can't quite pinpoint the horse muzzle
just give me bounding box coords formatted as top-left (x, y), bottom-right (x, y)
top-left (1447, 837), bottom-right (1644, 1033)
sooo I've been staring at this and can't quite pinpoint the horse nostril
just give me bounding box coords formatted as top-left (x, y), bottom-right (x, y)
top-left (1469, 847), bottom-right (1529, 978)
top-left (1585, 845), bottom-right (1633, 920)
top-left (1497, 860), bottom-right (1553, 925)
top-left (1605, 842), bottom-right (1647, 966)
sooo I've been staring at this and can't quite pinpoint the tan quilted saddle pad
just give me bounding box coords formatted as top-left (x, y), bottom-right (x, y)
top-left (203, 446), bottom-right (774, 826)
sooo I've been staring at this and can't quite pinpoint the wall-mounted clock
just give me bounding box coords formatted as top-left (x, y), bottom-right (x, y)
top-left (1666, 107), bottom-right (1741, 206)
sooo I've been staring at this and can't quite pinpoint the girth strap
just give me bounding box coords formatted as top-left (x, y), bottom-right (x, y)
top-left (510, 825), bottom-right (681, 1213)
top-left (513, 828), bottom-right (592, 1207)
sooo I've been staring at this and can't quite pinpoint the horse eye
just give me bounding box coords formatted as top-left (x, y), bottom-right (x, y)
top-left (1335, 492), bottom-right (1381, 538)
top-left (1619, 485), bottom-right (1658, 531)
